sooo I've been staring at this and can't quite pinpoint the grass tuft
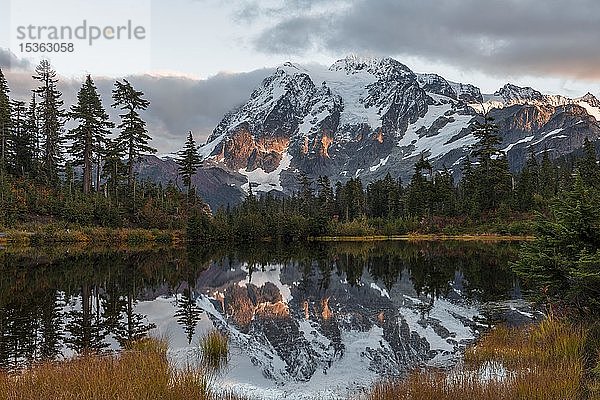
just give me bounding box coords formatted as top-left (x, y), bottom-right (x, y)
top-left (200, 330), bottom-right (229, 372)
top-left (0, 337), bottom-right (243, 400)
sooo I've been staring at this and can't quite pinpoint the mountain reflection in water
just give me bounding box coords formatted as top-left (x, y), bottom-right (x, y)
top-left (0, 241), bottom-right (535, 397)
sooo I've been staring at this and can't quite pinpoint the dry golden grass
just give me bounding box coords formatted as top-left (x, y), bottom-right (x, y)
top-left (0, 338), bottom-right (243, 400)
top-left (200, 330), bottom-right (229, 373)
top-left (365, 316), bottom-right (594, 400)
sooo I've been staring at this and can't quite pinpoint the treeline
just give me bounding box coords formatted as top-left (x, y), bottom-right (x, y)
top-left (2, 62), bottom-right (599, 240)
top-left (191, 116), bottom-right (600, 241)
top-left (0, 63), bottom-right (204, 229)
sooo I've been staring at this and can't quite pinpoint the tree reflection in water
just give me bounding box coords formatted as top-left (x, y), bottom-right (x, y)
top-left (0, 240), bottom-right (520, 370)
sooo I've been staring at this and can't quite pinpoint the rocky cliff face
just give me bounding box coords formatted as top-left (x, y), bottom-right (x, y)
top-left (141, 56), bottom-right (600, 209)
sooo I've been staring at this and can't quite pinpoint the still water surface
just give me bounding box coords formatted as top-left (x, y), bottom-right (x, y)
top-left (0, 241), bottom-right (533, 398)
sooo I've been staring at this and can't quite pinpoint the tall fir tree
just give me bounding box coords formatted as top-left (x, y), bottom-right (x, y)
top-left (578, 137), bottom-right (600, 188)
top-left (407, 154), bottom-right (433, 217)
top-left (111, 79), bottom-right (155, 188)
top-left (33, 60), bottom-right (65, 184)
top-left (298, 172), bottom-right (315, 216)
top-left (538, 148), bottom-right (557, 198)
top-left (176, 131), bottom-right (201, 197)
top-left (102, 139), bottom-right (126, 201)
top-left (458, 156), bottom-right (478, 215)
top-left (10, 100), bottom-right (36, 177)
top-left (432, 167), bottom-right (456, 216)
top-left (471, 116), bottom-right (502, 168)
top-left (515, 151), bottom-right (539, 211)
top-left (0, 68), bottom-right (11, 172)
top-left (66, 75), bottom-right (113, 194)
top-left (25, 93), bottom-right (40, 173)
top-left (513, 175), bottom-right (600, 314)
top-left (470, 115), bottom-right (512, 211)
top-left (316, 175), bottom-right (335, 217)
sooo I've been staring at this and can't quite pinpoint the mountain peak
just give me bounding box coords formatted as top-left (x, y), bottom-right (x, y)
top-left (578, 92), bottom-right (600, 107)
top-left (278, 61), bottom-right (305, 74)
top-left (329, 55), bottom-right (413, 78)
top-left (494, 83), bottom-right (543, 103)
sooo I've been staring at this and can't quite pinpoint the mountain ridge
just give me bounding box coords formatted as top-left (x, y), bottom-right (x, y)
top-left (139, 56), bottom-right (600, 210)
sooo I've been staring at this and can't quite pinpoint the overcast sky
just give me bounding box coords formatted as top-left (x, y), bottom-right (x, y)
top-left (1, 0), bottom-right (600, 154)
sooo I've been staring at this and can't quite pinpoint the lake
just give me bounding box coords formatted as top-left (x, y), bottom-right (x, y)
top-left (0, 240), bottom-right (536, 399)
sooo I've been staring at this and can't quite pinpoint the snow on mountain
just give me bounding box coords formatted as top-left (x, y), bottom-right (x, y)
top-left (397, 94), bottom-right (476, 160)
top-left (494, 83), bottom-right (544, 103)
top-left (238, 152), bottom-right (293, 193)
top-left (416, 73), bottom-right (483, 104)
top-left (575, 93), bottom-right (600, 121)
top-left (187, 56), bottom-right (600, 206)
top-left (474, 83), bottom-right (600, 119)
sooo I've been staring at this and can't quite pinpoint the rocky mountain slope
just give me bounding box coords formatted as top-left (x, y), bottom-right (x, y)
top-left (141, 56), bottom-right (600, 209)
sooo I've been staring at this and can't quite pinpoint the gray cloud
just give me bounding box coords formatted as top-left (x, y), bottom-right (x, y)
top-left (1, 48), bottom-right (272, 154)
top-left (120, 69), bottom-right (272, 151)
top-left (0, 48), bottom-right (32, 70)
top-left (232, 0), bottom-right (345, 22)
top-left (254, 0), bottom-right (600, 80)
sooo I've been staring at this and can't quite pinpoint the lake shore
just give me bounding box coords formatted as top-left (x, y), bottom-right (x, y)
top-left (0, 227), bottom-right (533, 246)
top-left (311, 234), bottom-right (534, 242)
top-left (0, 226), bottom-right (184, 245)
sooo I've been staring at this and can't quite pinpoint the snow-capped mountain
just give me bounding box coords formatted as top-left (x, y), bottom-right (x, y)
top-left (149, 56), bottom-right (600, 208)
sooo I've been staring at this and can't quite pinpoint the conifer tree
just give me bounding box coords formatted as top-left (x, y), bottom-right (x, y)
top-left (10, 100), bottom-right (35, 177)
top-left (33, 60), bottom-right (65, 184)
top-left (578, 137), bottom-right (599, 188)
top-left (515, 151), bottom-right (539, 211)
top-left (385, 173), bottom-right (403, 218)
top-left (470, 115), bottom-right (512, 211)
top-left (317, 175), bottom-right (335, 217)
top-left (538, 148), bottom-right (558, 198)
top-left (111, 79), bottom-right (155, 188)
top-left (514, 175), bottom-right (600, 313)
top-left (407, 154), bottom-right (433, 217)
top-left (0, 68), bottom-right (11, 171)
top-left (25, 94), bottom-right (40, 171)
top-left (67, 75), bottom-right (113, 194)
top-left (458, 156), bottom-right (477, 215)
top-left (102, 139), bottom-right (126, 201)
top-left (432, 167), bottom-right (456, 215)
top-left (176, 131), bottom-right (201, 197)
top-left (298, 172), bottom-right (315, 215)
top-left (471, 115), bottom-right (502, 169)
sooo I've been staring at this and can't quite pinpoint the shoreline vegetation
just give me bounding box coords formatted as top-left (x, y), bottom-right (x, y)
top-left (0, 226), bottom-right (183, 245)
top-left (0, 225), bottom-right (533, 245)
top-left (311, 234), bottom-right (534, 242)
